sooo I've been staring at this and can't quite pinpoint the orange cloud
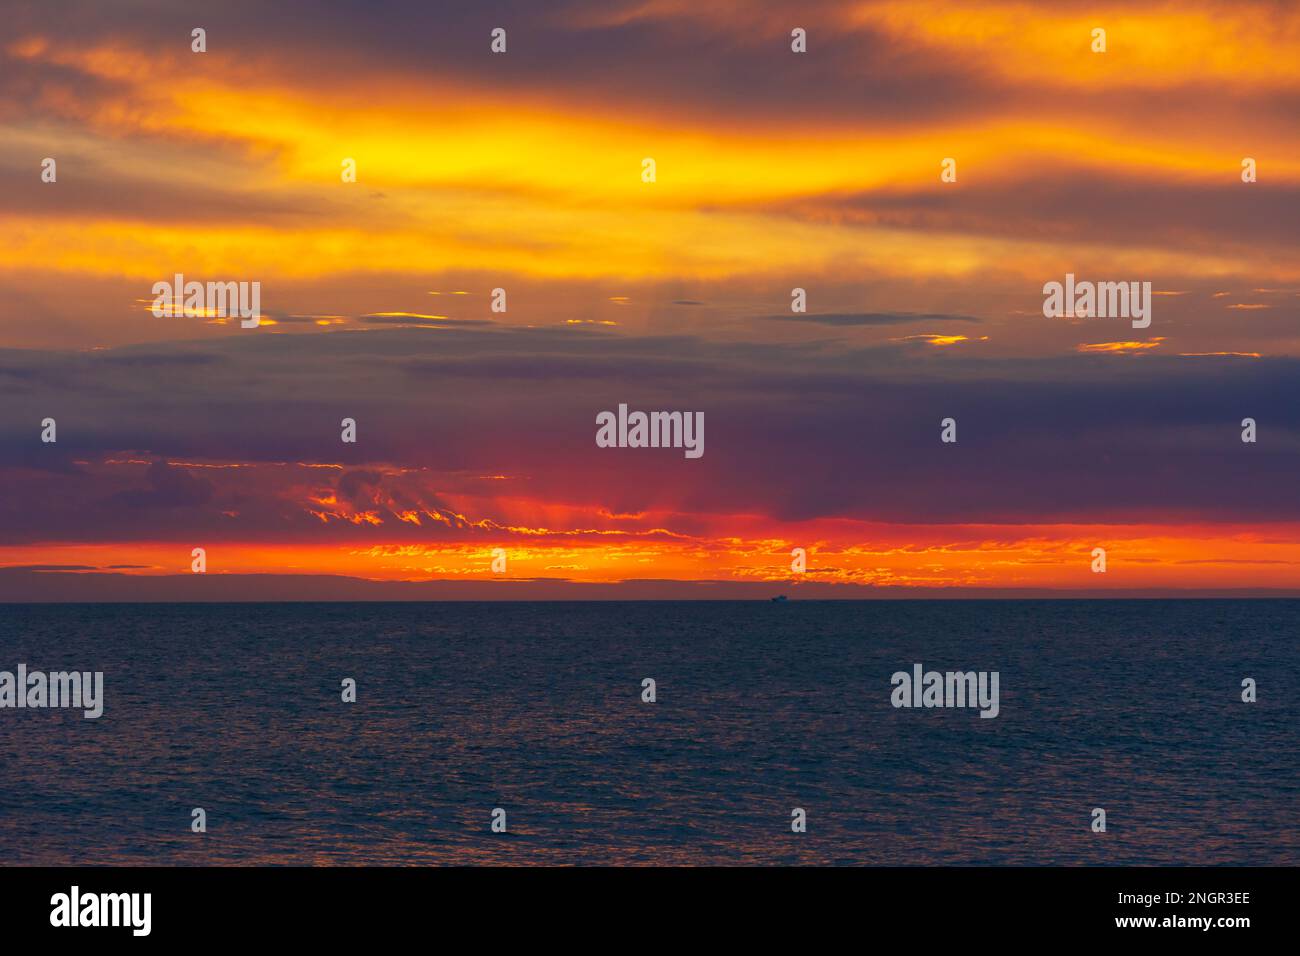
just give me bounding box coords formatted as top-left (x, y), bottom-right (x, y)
top-left (1077, 338), bottom-right (1165, 353)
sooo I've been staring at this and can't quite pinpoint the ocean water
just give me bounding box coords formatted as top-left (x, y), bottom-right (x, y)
top-left (0, 600), bottom-right (1295, 866)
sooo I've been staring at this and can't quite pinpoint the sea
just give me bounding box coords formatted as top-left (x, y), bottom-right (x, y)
top-left (1, 600), bottom-right (1295, 865)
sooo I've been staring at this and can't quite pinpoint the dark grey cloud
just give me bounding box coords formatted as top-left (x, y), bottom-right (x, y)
top-left (0, 156), bottom-right (331, 226)
top-left (0, 326), bottom-right (1297, 547)
top-left (99, 352), bottom-right (228, 367)
top-left (0, 0), bottom-right (1093, 131)
top-left (767, 173), bottom-right (1300, 256)
top-left (111, 460), bottom-right (215, 509)
top-left (0, 564), bottom-right (98, 572)
top-left (35, 2), bottom-right (955, 116)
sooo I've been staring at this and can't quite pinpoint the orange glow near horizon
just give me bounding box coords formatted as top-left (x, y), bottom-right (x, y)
top-left (7, 521), bottom-right (1300, 591)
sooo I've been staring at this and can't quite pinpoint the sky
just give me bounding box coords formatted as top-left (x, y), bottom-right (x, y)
top-left (2, 0), bottom-right (1299, 598)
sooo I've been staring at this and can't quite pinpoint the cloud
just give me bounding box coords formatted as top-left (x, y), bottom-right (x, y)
top-left (359, 315), bottom-right (493, 326)
top-left (764, 312), bottom-right (983, 326)
top-left (110, 460), bottom-right (215, 509)
top-left (767, 175), bottom-right (1300, 258)
top-left (0, 326), bottom-right (1296, 550)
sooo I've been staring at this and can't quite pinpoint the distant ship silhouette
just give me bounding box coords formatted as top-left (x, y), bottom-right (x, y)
top-left (770, 594), bottom-right (788, 603)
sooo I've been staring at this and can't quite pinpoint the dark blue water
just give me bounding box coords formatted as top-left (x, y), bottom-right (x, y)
top-left (0, 601), bottom-right (1295, 865)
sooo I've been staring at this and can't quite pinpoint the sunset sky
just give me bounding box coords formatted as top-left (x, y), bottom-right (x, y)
top-left (2, 0), bottom-right (1299, 598)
